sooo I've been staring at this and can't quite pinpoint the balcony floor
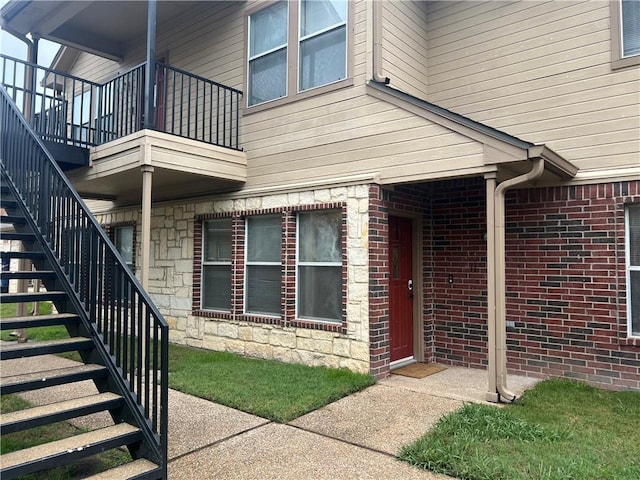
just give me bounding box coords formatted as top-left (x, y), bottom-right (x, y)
top-left (66, 129), bottom-right (246, 205)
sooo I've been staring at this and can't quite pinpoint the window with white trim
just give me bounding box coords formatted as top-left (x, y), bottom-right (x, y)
top-left (297, 210), bottom-right (342, 322)
top-left (202, 219), bottom-right (232, 311)
top-left (611, 0), bottom-right (640, 68)
top-left (114, 225), bottom-right (134, 272)
top-left (621, 0), bottom-right (640, 57)
top-left (299, 0), bottom-right (347, 91)
top-left (626, 205), bottom-right (640, 337)
top-left (72, 90), bottom-right (92, 143)
top-left (245, 215), bottom-right (282, 315)
top-left (247, 0), bottom-right (348, 107)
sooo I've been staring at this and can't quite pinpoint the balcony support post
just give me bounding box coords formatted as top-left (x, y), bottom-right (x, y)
top-left (141, 164), bottom-right (154, 290)
top-left (144, 0), bottom-right (157, 130)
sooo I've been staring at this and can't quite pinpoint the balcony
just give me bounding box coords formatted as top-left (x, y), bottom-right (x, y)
top-left (0, 54), bottom-right (246, 205)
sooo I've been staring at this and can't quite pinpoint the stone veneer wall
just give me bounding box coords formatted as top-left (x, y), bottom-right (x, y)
top-left (97, 185), bottom-right (372, 373)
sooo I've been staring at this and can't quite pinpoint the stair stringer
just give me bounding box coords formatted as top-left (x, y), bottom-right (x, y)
top-left (1, 170), bottom-right (164, 468)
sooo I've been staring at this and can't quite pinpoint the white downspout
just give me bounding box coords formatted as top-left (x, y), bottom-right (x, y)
top-left (492, 157), bottom-right (545, 402)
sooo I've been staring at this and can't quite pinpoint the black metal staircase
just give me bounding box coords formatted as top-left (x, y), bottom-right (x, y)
top-left (0, 87), bottom-right (168, 478)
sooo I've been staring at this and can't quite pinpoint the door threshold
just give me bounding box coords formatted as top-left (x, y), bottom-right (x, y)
top-left (390, 357), bottom-right (416, 369)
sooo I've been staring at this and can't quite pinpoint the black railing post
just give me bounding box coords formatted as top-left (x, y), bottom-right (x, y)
top-left (144, 0), bottom-right (157, 130)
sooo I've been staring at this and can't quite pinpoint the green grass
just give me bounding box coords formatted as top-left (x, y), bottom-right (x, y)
top-left (1, 394), bottom-right (131, 479)
top-left (399, 379), bottom-right (640, 480)
top-left (168, 343), bottom-right (375, 422)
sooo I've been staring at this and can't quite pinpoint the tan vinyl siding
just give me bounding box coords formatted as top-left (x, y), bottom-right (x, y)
top-left (425, 0), bottom-right (640, 173)
top-left (381, 0), bottom-right (428, 98)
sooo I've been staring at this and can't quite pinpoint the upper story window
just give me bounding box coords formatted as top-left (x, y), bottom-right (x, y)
top-left (299, 0), bottom-right (347, 91)
top-left (626, 205), bottom-right (640, 337)
top-left (248, 1), bottom-right (289, 106)
top-left (247, 0), bottom-right (349, 108)
top-left (611, 0), bottom-right (640, 69)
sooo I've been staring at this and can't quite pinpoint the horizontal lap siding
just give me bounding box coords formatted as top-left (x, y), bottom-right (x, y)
top-left (381, 0), bottom-right (429, 98)
top-left (241, 0), bottom-right (479, 190)
top-left (425, 1), bottom-right (640, 172)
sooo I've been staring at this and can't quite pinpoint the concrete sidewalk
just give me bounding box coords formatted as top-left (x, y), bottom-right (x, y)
top-left (2, 355), bottom-right (539, 479)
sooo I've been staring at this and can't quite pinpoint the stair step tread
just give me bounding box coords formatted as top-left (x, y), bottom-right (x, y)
top-left (0, 251), bottom-right (45, 260)
top-left (0, 423), bottom-right (142, 473)
top-left (0, 270), bottom-right (56, 279)
top-left (1, 336), bottom-right (89, 349)
top-left (0, 232), bottom-right (35, 240)
top-left (0, 291), bottom-right (67, 303)
top-left (0, 364), bottom-right (108, 394)
top-left (0, 337), bottom-right (94, 360)
top-left (82, 459), bottom-right (161, 480)
top-left (0, 215), bottom-right (26, 224)
top-left (1, 392), bottom-right (123, 434)
top-left (0, 313), bottom-right (79, 330)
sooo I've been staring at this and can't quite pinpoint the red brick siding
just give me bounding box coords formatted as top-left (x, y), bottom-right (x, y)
top-left (368, 185), bottom-right (390, 377)
top-left (429, 178), bottom-right (640, 390)
top-left (431, 178), bottom-right (489, 369)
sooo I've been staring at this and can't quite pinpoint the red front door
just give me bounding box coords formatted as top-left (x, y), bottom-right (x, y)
top-left (389, 216), bottom-right (414, 362)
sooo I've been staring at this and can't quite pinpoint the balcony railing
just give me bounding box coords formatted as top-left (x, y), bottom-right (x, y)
top-left (0, 54), bottom-right (242, 151)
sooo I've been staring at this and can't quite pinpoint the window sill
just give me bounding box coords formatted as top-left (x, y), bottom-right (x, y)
top-left (290, 318), bottom-right (346, 334)
top-left (611, 55), bottom-right (640, 70)
top-left (619, 337), bottom-right (640, 347)
top-left (243, 77), bottom-right (353, 116)
top-left (193, 309), bottom-right (232, 320)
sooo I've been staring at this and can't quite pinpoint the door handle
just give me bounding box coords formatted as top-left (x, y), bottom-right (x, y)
top-left (408, 279), bottom-right (414, 298)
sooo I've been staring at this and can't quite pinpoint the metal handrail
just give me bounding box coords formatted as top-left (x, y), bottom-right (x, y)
top-left (1, 54), bottom-right (242, 151)
top-left (0, 86), bottom-right (168, 477)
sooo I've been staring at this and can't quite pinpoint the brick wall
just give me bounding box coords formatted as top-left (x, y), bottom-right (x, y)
top-left (431, 178), bottom-right (489, 369)
top-left (431, 178), bottom-right (640, 390)
top-left (504, 182), bottom-right (640, 389)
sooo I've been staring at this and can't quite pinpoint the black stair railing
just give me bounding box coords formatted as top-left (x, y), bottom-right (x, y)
top-left (0, 86), bottom-right (168, 477)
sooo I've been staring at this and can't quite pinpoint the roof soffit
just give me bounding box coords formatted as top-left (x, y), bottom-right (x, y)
top-left (1, 1), bottom-right (211, 61)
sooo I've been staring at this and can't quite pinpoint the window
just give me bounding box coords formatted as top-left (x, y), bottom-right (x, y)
top-left (247, 0), bottom-right (348, 107)
top-left (114, 225), bottom-right (134, 271)
top-left (245, 216), bottom-right (282, 315)
top-left (299, 0), bottom-right (347, 91)
top-left (72, 90), bottom-right (92, 143)
top-left (626, 205), bottom-right (640, 337)
top-left (611, 0), bottom-right (640, 68)
top-left (297, 210), bottom-right (342, 322)
top-left (248, 1), bottom-right (288, 106)
top-left (202, 219), bottom-right (232, 311)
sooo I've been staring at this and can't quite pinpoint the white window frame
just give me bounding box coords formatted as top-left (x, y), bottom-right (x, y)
top-left (246, 0), bottom-right (352, 111)
top-left (247, 1), bottom-right (289, 107)
top-left (626, 205), bottom-right (640, 337)
top-left (114, 225), bottom-right (134, 272)
top-left (72, 89), bottom-right (92, 143)
top-left (295, 210), bottom-right (343, 323)
top-left (201, 218), bottom-right (233, 312)
top-left (610, 0), bottom-right (640, 69)
top-left (297, 0), bottom-right (348, 93)
top-left (244, 215), bottom-right (282, 316)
